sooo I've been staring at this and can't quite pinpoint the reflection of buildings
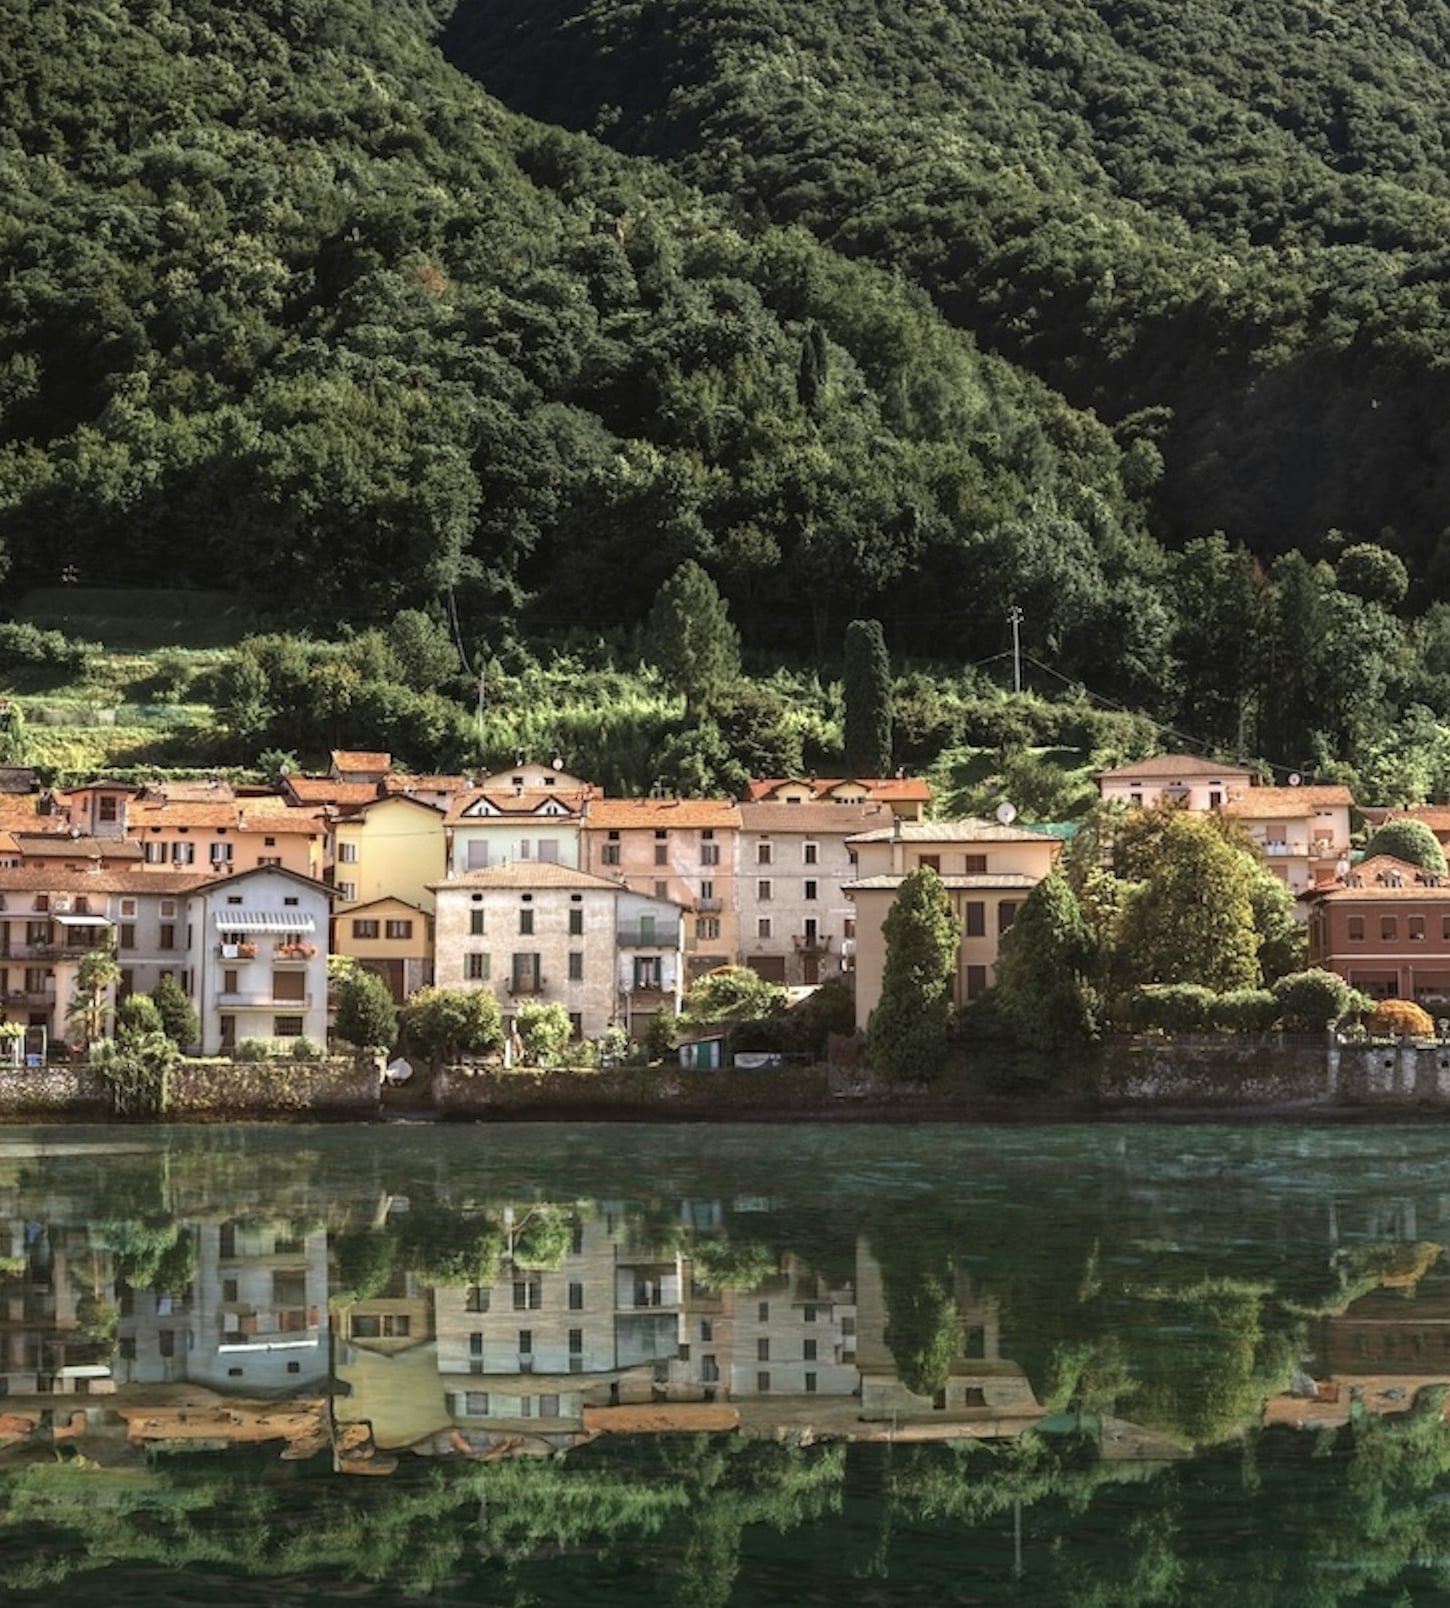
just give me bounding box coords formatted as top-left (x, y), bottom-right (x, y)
top-left (117, 1221), bottom-right (330, 1393)
top-left (0, 1218), bottom-right (117, 1396)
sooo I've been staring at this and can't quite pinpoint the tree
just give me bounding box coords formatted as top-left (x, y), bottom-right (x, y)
top-left (335, 969), bottom-right (399, 1052)
top-left (679, 966), bottom-right (787, 1026)
top-left (1364, 820), bottom-right (1448, 875)
top-left (1116, 812), bottom-right (1262, 993)
top-left (400, 986), bottom-right (504, 1066)
top-left (1271, 968), bottom-right (1359, 1031)
top-left (843, 618), bottom-right (892, 777)
top-left (115, 994), bottom-right (163, 1044)
top-left (992, 871), bottom-right (1098, 1050)
top-left (866, 866), bottom-right (960, 1082)
top-left (68, 946), bottom-right (120, 1045)
top-left (515, 1001), bottom-right (572, 1066)
top-left (647, 560), bottom-right (740, 716)
top-left (151, 973), bottom-right (199, 1049)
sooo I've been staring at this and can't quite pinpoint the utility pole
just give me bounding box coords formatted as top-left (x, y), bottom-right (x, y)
top-left (1007, 606), bottom-right (1023, 693)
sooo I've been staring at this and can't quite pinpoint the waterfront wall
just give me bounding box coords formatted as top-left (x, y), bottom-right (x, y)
top-left (0, 1057), bottom-right (378, 1120)
top-left (433, 1063), bottom-right (832, 1119)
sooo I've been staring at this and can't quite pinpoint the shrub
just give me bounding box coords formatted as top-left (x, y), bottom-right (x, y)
top-left (1366, 999), bottom-right (1437, 1039)
top-left (515, 1001), bottom-right (573, 1066)
top-left (1127, 984), bottom-right (1217, 1034)
top-left (1272, 969), bottom-right (1357, 1031)
top-left (1211, 990), bottom-right (1280, 1033)
top-left (0, 621), bottom-right (89, 673)
top-left (234, 1037), bottom-right (275, 1062)
top-left (291, 1036), bottom-right (325, 1061)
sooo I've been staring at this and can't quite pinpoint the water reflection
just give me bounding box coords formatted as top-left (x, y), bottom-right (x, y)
top-left (6, 1123), bottom-right (1450, 1602)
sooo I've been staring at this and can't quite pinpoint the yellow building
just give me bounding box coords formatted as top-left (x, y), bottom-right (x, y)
top-left (330, 794), bottom-right (448, 914)
top-left (846, 820), bottom-right (1062, 1029)
top-left (333, 896), bottom-right (434, 1003)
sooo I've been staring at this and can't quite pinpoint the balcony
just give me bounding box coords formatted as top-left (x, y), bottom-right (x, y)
top-left (793, 933), bottom-right (834, 953)
top-left (218, 991), bottom-right (313, 1009)
top-left (506, 976), bottom-right (547, 996)
top-left (617, 923), bottom-right (682, 948)
top-left (694, 896), bottom-right (723, 912)
top-left (216, 943), bottom-right (259, 960)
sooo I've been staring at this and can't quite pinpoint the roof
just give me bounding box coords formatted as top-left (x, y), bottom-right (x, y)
top-left (847, 819), bottom-right (1061, 845)
top-left (12, 833), bottom-right (143, 859)
top-left (747, 776), bottom-right (933, 803)
top-left (431, 862), bottom-right (633, 893)
top-left (1307, 853), bottom-right (1450, 900)
top-left (1096, 753), bottom-right (1256, 781)
top-left (737, 802), bottom-right (891, 834)
top-left (583, 798), bottom-right (742, 830)
top-left (129, 800), bottom-right (241, 829)
top-left (334, 792), bottom-right (445, 822)
top-left (1222, 785), bottom-right (1356, 819)
top-left (334, 895), bottom-right (430, 917)
top-left (284, 778), bottom-right (383, 808)
top-left (0, 868), bottom-right (213, 895)
top-left (444, 788), bottom-right (589, 826)
top-left (331, 750), bottom-right (391, 774)
top-left (199, 864), bottom-right (335, 899)
top-left (384, 773), bottom-right (472, 796)
top-left (847, 873), bottom-right (1043, 892)
top-left (1376, 807), bottom-right (1450, 833)
top-left (0, 795), bottom-right (73, 832)
top-left (136, 779), bottom-right (236, 803)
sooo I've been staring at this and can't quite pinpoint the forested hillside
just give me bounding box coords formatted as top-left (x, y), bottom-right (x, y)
top-left (0, 0), bottom-right (1163, 686)
top-left (445, 0), bottom-right (1450, 568)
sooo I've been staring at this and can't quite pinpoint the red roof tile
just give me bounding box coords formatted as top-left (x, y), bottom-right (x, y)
top-left (582, 798), bottom-right (742, 830)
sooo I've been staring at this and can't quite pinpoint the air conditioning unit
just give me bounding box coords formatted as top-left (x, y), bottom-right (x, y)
top-left (52, 898), bottom-right (71, 913)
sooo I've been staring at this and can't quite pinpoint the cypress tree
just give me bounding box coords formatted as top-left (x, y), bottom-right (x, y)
top-left (647, 561), bottom-right (741, 717)
top-left (843, 618), bottom-right (892, 777)
top-left (866, 866), bottom-right (960, 1082)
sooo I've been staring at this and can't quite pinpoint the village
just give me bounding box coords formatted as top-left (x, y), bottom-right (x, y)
top-left (0, 744), bottom-right (1436, 1069)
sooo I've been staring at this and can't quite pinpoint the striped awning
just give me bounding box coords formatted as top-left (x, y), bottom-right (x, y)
top-left (212, 912), bottom-right (316, 933)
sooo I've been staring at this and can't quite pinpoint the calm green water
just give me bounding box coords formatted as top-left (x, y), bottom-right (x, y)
top-left (5, 1121), bottom-right (1450, 1605)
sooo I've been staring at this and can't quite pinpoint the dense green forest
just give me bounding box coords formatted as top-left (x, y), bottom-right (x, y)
top-left (11, 1), bottom-right (1450, 791)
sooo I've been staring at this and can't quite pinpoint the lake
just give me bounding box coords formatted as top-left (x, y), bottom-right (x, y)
top-left (4, 1120), bottom-right (1450, 1604)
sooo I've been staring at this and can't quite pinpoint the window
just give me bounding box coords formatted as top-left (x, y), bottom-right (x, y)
top-left (758, 917), bottom-right (772, 939)
top-left (804, 1372), bottom-right (818, 1393)
top-left (1410, 915), bottom-right (1427, 941)
top-left (518, 1330), bottom-right (533, 1354)
top-left (569, 1328), bottom-right (583, 1354)
top-left (337, 881), bottom-right (357, 901)
top-left (467, 1286), bottom-right (491, 1313)
top-left (568, 908), bottom-right (583, 936)
top-left (804, 879), bottom-right (818, 901)
top-left (803, 1337), bottom-right (818, 1360)
top-left (803, 1305), bottom-right (817, 1322)
top-left (120, 898), bottom-right (137, 917)
top-left (385, 919), bottom-right (412, 940)
top-left (654, 841), bottom-right (668, 866)
top-left (965, 902), bottom-right (986, 938)
top-left (465, 952), bottom-right (490, 980)
top-left (264, 836), bottom-right (276, 847)
top-left (757, 1371), bottom-right (771, 1393)
top-left (757, 841), bottom-right (773, 865)
top-left (966, 964), bottom-right (988, 1000)
top-left (352, 1313), bottom-right (410, 1339)
top-left (803, 841), bottom-right (820, 865)
top-left (1382, 915), bottom-right (1399, 941)
top-left (758, 1301), bottom-right (769, 1321)
top-left (352, 919), bottom-right (380, 940)
top-left (159, 923), bottom-right (176, 949)
top-left (757, 1338), bottom-right (770, 1361)
top-left (964, 853), bottom-right (988, 874)
top-left (98, 796), bottom-right (118, 823)
top-left (119, 923), bottom-right (136, 949)
top-left (568, 951), bottom-right (584, 981)
top-left (144, 841), bottom-right (167, 864)
top-left (698, 916), bottom-right (720, 940)
top-left (284, 896), bottom-right (299, 906)
top-left (257, 856), bottom-right (282, 868)
top-left (470, 909), bottom-right (485, 936)
top-left (758, 879), bottom-right (773, 902)
top-left (920, 854), bottom-right (941, 872)
top-left (568, 1281), bottom-right (584, 1311)
top-left (465, 1391), bottom-right (490, 1415)
top-left (699, 879), bottom-right (714, 903)
top-left (539, 1393), bottom-right (560, 1418)
top-left (338, 842), bottom-right (358, 863)
top-left (1349, 915), bottom-right (1366, 941)
top-left (998, 901), bottom-right (1018, 934)
top-left (273, 1015), bottom-right (304, 1037)
top-left (700, 1319), bottom-right (714, 1343)
top-left (513, 1278), bottom-right (542, 1311)
top-left (519, 909), bottom-right (534, 936)
top-left (678, 1343), bottom-right (691, 1362)
top-left (633, 955), bottom-right (662, 990)
top-left (171, 842), bottom-right (195, 865)
top-left (601, 842), bottom-right (621, 866)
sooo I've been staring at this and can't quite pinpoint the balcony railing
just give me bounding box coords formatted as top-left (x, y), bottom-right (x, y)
top-left (793, 933), bottom-right (834, 953)
top-left (507, 976), bottom-right (547, 996)
top-left (217, 991), bottom-right (312, 1009)
top-left (1262, 840), bottom-right (1344, 860)
top-left (617, 923), bottom-right (682, 947)
top-left (694, 897), bottom-right (723, 912)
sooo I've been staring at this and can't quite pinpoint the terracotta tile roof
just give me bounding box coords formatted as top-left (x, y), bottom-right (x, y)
top-left (384, 773), bottom-right (472, 796)
top-left (738, 802), bottom-right (891, 834)
top-left (1307, 854), bottom-right (1450, 898)
top-left (0, 795), bottom-right (71, 832)
top-left (431, 862), bottom-right (631, 893)
top-left (848, 819), bottom-right (1062, 845)
top-left (747, 776), bottom-right (933, 803)
top-left (582, 798), bottom-right (742, 830)
top-left (1382, 807), bottom-right (1450, 833)
top-left (0, 867), bottom-right (213, 895)
top-left (1096, 753), bottom-right (1256, 781)
top-left (444, 788), bottom-right (589, 826)
top-left (128, 800), bottom-right (240, 829)
top-left (136, 780), bottom-right (236, 803)
top-left (284, 778), bottom-right (383, 808)
top-left (235, 803), bottom-right (324, 833)
top-left (1222, 785), bottom-right (1356, 819)
top-left (331, 750), bottom-right (391, 774)
top-left (13, 833), bottom-right (143, 859)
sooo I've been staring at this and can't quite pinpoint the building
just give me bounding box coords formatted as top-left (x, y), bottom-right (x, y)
top-left (845, 820), bottom-right (1062, 1029)
top-left (444, 780), bottom-right (589, 877)
top-left (1220, 783), bottom-right (1355, 897)
top-left (747, 775), bottom-right (932, 821)
top-left (581, 798), bottom-right (742, 978)
top-left (194, 867), bottom-right (333, 1052)
top-left (1095, 753), bottom-right (1257, 812)
top-left (1305, 853), bottom-right (1450, 1006)
top-left (431, 861), bottom-right (684, 1041)
top-left (736, 802), bottom-right (887, 985)
top-left (330, 792), bottom-right (447, 911)
top-left (333, 896), bottom-right (433, 1003)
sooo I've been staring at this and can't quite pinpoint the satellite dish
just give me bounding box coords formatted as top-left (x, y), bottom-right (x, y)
top-left (1288, 772), bottom-right (1302, 787)
top-left (552, 755), bottom-right (564, 770)
top-left (996, 801), bottom-right (1018, 825)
